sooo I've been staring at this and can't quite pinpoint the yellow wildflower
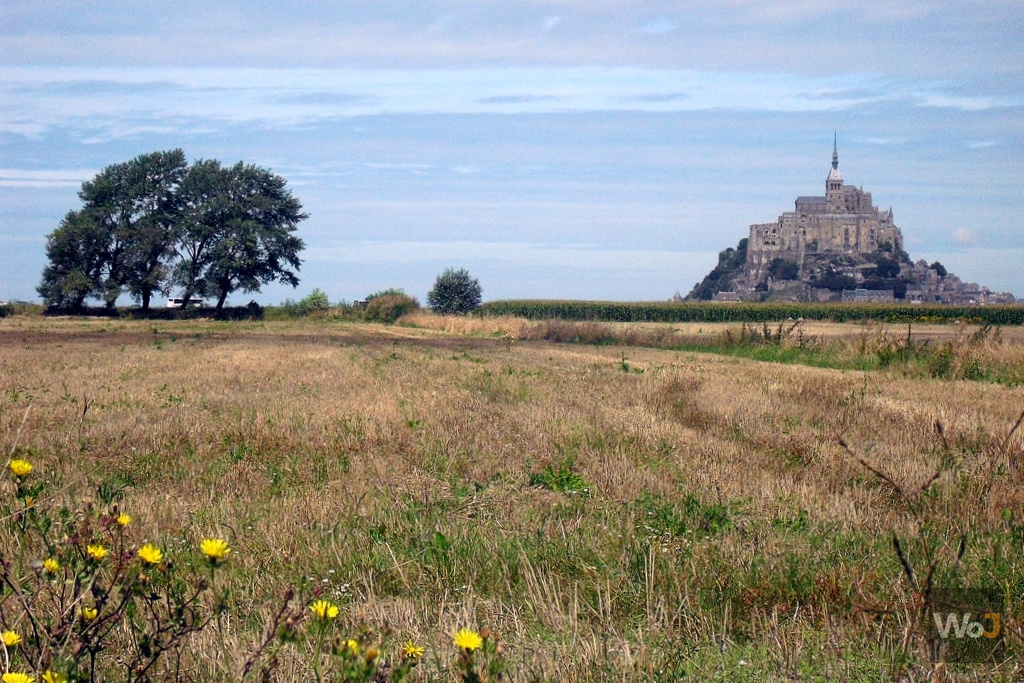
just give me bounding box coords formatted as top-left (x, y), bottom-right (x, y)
top-left (402, 640), bottom-right (425, 659)
top-left (345, 638), bottom-right (359, 655)
top-left (85, 544), bottom-right (107, 561)
top-left (1, 629), bottom-right (22, 646)
top-left (137, 543), bottom-right (163, 565)
top-left (81, 606), bottom-right (98, 622)
top-left (453, 628), bottom-right (483, 651)
top-left (117, 513), bottom-right (132, 527)
top-left (43, 557), bottom-right (60, 574)
top-left (200, 538), bottom-right (231, 563)
top-left (42, 672), bottom-right (68, 683)
top-left (8, 459), bottom-right (32, 477)
top-left (309, 599), bottom-right (339, 620)
top-left (2, 673), bottom-right (36, 683)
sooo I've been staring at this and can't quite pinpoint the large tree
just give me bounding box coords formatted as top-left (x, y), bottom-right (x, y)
top-left (175, 161), bottom-right (306, 311)
top-left (37, 210), bottom-right (109, 310)
top-left (38, 150), bottom-right (187, 310)
top-left (78, 149), bottom-right (187, 309)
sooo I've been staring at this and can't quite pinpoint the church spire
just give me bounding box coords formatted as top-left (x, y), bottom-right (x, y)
top-left (831, 131), bottom-right (839, 170)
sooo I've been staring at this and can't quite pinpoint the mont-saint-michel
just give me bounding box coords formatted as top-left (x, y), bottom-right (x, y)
top-left (687, 139), bottom-right (1016, 305)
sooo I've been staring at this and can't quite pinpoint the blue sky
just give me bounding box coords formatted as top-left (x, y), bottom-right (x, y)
top-left (2, 1), bottom-right (1022, 304)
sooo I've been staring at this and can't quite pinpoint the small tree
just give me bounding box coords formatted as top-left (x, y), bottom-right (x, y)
top-left (427, 268), bottom-right (482, 315)
top-left (296, 288), bottom-right (331, 315)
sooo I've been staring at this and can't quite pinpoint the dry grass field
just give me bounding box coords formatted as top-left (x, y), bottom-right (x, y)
top-left (2, 314), bottom-right (1022, 681)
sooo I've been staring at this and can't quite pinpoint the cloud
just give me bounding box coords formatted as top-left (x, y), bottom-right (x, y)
top-left (952, 228), bottom-right (976, 245)
top-left (0, 169), bottom-right (94, 188)
top-left (640, 18), bottom-right (676, 34)
top-left (477, 94), bottom-right (560, 104)
top-left (305, 240), bottom-right (715, 272)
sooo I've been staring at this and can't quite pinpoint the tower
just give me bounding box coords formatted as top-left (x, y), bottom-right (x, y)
top-left (826, 133), bottom-right (844, 212)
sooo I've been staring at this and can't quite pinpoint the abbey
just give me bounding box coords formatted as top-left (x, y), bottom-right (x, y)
top-left (745, 138), bottom-right (904, 285)
top-left (686, 138), bottom-right (1015, 304)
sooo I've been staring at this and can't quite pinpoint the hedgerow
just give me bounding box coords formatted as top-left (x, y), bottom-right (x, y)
top-left (479, 300), bottom-right (1024, 325)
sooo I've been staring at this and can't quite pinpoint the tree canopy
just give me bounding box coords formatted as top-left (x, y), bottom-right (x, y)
top-left (427, 268), bottom-right (482, 315)
top-left (38, 151), bottom-right (307, 311)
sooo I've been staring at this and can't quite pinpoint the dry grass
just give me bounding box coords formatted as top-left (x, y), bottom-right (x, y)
top-left (2, 315), bottom-right (1023, 681)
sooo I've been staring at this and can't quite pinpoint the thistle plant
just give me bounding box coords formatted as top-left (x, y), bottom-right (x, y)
top-left (1, 455), bottom-right (229, 681)
top-left (453, 627), bottom-right (508, 683)
top-left (297, 598), bottom-right (422, 683)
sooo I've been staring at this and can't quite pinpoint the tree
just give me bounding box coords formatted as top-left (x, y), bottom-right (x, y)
top-left (117, 150), bottom-right (188, 309)
top-left (767, 258), bottom-right (800, 281)
top-left (931, 261), bottom-right (948, 277)
top-left (427, 268), bottom-right (482, 315)
top-left (874, 257), bottom-right (901, 278)
top-left (175, 161), bottom-right (306, 311)
top-left (76, 150), bottom-right (187, 310)
top-left (38, 150), bottom-right (188, 310)
top-left (37, 210), bottom-right (108, 310)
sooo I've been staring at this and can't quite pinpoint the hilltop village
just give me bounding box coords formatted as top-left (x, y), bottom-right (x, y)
top-left (687, 141), bottom-right (1016, 304)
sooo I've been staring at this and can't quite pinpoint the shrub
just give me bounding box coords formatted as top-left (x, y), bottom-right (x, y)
top-left (768, 258), bottom-right (800, 281)
top-left (427, 268), bottom-right (482, 315)
top-left (364, 293), bottom-right (420, 324)
top-left (296, 288), bottom-right (331, 315)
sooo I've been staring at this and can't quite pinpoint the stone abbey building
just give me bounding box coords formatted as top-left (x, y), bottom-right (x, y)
top-left (745, 138), bottom-right (904, 285)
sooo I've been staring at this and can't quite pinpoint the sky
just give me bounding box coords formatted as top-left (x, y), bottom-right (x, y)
top-left (2, 1), bottom-right (1023, 305)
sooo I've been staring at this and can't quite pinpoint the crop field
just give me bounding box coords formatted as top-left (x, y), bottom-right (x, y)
top-left (2, 315), bottom-right (1023, 681)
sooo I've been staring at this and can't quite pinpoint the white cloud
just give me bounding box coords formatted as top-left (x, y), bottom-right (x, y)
top-left (0, 168), bottom-right (94, 188)
top-left (952, 228), bottom-right (976, 245)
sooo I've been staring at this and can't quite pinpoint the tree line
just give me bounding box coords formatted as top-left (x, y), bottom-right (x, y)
top-left (38, 150), bottom-right (307, 312)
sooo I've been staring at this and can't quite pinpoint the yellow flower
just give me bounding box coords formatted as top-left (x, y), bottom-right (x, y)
top-left (1, 629), bottom-right (22, 646)
top-left (200, 538), bottom-right (231, 563)
top-left (2, 673), bottom-right (36, 683)
top-left (85, 544), bottom-right (107, 561)
top-left (43, 557), bottom-right (60, 574)
top-left (137, 543), bottom-right (163, 565)
top-left (8, 459), bottom-right (32, 477)
top-left (453, 628), bottom-right (483, 651)
top-left (117, 513), bottom-right (131, 527)
top-left (345, 638), bottom-right (359, 655)
top-left (309, 599), bottom-right (339, 620)
top-left (81, 606), bottom-right (98, 622)
top-left (402, 640), bottom-right (425, 659)
top-left (42, 672), bottom-right (67, 683)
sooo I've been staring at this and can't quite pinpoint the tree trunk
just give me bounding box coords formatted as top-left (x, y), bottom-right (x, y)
top-left (216, 290), bottom-right (228, 312)
top-left (141, 290), bottom-right (151, 311)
